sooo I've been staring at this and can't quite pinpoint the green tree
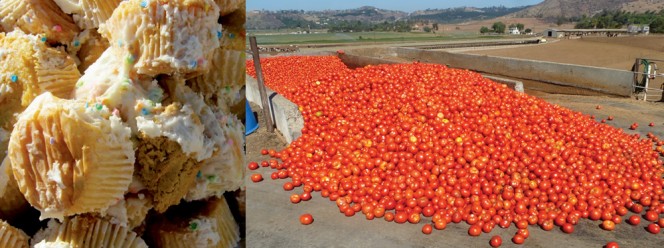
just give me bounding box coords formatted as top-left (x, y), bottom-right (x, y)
top-left (524, 28), bottom-right (532, 34)
top-left (423, 26), bottom-right (432, 33)
top-left (516, 23), bottom-right (525, 31)
top-left (492, 22), bottom-right (506, 33)
top-left (480, 26), bottom-right (490, 33)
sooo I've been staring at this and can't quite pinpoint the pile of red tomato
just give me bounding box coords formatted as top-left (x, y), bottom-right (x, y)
top-left (248, 56), bottom-right (664, 246)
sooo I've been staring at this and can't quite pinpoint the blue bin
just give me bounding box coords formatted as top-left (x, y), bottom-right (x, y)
top-left (245, 102), bottom-right (259, 135)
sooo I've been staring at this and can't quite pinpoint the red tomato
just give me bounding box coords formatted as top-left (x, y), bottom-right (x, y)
top-left (489, 235), bottom-right (502, 247)
top-left (290, 194), bottom-right (301, 203)
top-left (646, 223), bottom-right (660, 234)
top-left (602, 220), bottom-right (616, 231)
top-left (250, 173), bottom-right (263, 183)
top-left (248, 162), bottom-right (259, 170)
top-left (512, 234), bottom-right (525, 245)
top-left (605, 241), bottom-right (619, 248)
top-left (561, 223), bottom-right (574, 234)
top-left (422, 224), bottom-right (433, 234)
top-left (260, 149), bottom-right (268, 155)
top-left (644, 210), bottom-right (659, 222)
top-left (283, 182), bottom-right (294, 191)
top-left (300, 214), bottom-right (314, 225)
top-left (628, 215), bottom-right (641, 225)
top-left (468, 225), bottom-right (482, 237)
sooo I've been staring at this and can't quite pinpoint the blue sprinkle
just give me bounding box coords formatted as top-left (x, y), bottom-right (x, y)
top-left (196, 171), bottom-right (202, 178)
top-left (229, 33), bottom-right (235, 39)
top-left (189, 60), bottom-right (197, 69)
top-left (117, 39), bottom-right (123, 47)
top-left (85, 102), bottom-right (89, 108)
top-left (73, 40), bottom-right (80, 47)
top-left (141, 108), bottom-right (149, 115)
top-left (40, 36), bottom-right (47, 42)
top-left (10, 74), bottom-right (17, 83)
top-left (49, 137), bottom-right (55, 144)
top-left (217, 31), bottom-right (222, 39)
top-left (140, 0), bottom-right (147, 7)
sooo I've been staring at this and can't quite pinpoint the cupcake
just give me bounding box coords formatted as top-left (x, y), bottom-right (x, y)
top-left (145, 197), bottom-right (240, 248)
top-left (74, 48), bottom-right (162, 133)
top-left (0, 0), bottom-right (80, 45)
top-left (8, 92), bottom-right (135, 220)
top-left (31, 215), bottom-right (148, 248)
top-left (0, 220), bottom-right (29, 248)
top-left (0, 156), bottom-right (30, 222)
top-left (99, 0), bottom-right (222, 77)
top-left (185, 111), bottom-right (245, 201)
top-left (0, 30), bottom-right (81, 130)
top-left (52, 0), bottom-right (123, 29)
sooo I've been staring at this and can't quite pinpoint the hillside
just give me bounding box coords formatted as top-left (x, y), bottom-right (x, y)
top-left (247, 6), bottom-right (529, 30)
top-left (410, 6), bottom-right (529, 24)
top-left (247, 6), bottom-right (408, 30)
top-left (510, 0), bottom-right (664, 19)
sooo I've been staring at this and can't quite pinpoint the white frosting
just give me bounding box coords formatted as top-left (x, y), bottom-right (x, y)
top-left (105, 198), bottom-right (128, 226)
top-left (187, 218), bottom-right (221, 247)
top-left (136, 103), bottom-right (212, 161)
top-left (34, 241), bottom-right (74, 248)
top-left (75, 48), bottom-right (163, 132)
top-left (185, 111), bottom-right (245, 201)
top-left (46, 161), bottom-right (66, 189)
top-left (52, 0), bottom-right (81, 14)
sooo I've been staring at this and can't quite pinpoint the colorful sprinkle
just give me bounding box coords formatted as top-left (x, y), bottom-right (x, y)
top-left (189, 221), bottom-right (198, 230)
top-left (229, 33), bottom-right (235, 39)
top-left (85, 102), bottom-right (89, 108)
top-left (112, 108), bottom-right (120, 116)
top-left (76, 80), bottom-right (84, 88)
top-left (207, 175), bottom-right (216, 182)
top-left (53, 25), bottom-right (62, 32)
top-left (126, 54), bottom-right (135, 64)
top-left (49, 137), bottom-right (55, 144)
top-left (141, 108), bottom-right (149, 115)
top-left (10, 74), bottom-right (17, 83)
top-left (95, 103), bottom-right (103, 110)
top-left (73, 40), bottom-right (80, 47)
top-left (140, 0), bottom-right (147, 7)
top-left (196, 171), bottom-right (202, 178)
top-left (117, 39), bottom-right (123, 47)
top-left (217, 31), bottom-right (222, 39)
top-left (41, 36), bottom-right (47, 42)
top-left (189, 60), bottom-right (198, 69)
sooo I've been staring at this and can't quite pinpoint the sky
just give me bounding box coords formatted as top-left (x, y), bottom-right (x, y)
top-left (247, 0), bottom-right (545, 12)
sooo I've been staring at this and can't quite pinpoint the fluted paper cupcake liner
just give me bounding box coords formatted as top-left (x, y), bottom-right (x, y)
top-left (0, 0), bottom-right (79, 45)
top-left (32, 216), bottom-right (147, 248)
top-left (100, 0), bottom-right (221, 76)
top-left (0, 220), bottom-right (29, 248)
top-left (8, 93), bottom-right (134, 220)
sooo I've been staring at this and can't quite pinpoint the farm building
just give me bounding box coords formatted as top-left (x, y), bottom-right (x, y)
top-left (628, 24), bottom-right (650, 35)
top-left (544, 28), bottom-right (629, 38)
top-left (508, 27), bottom-right (521, 35)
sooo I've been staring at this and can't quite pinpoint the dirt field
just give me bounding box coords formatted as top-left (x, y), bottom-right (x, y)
top-left (464, 35), bottom-right (664, 71)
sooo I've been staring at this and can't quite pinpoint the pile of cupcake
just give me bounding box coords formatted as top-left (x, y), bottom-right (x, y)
top-left (0, 0), bottom-right (246, 247)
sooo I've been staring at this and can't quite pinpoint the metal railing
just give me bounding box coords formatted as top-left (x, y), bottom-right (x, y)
top-left (632, 58), bottom-right (664, 101)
